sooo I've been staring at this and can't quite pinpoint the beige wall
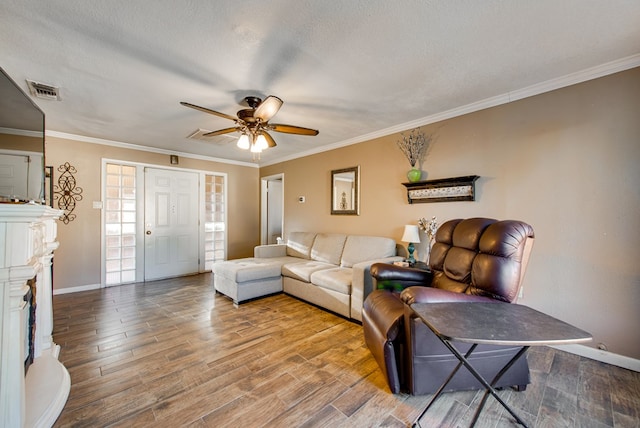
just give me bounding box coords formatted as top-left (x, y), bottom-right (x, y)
top-left (0, 132), bottom-right (43, 152)
top-left (261, 68), bottom-right (640, 359)
top-left (46, 136), bottom-right (259, 291)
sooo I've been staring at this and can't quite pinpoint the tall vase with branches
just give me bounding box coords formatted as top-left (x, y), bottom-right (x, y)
top-left (418, 216), bottom-right (438, 265)
top-left (397, 128), bottom-right (432, 182)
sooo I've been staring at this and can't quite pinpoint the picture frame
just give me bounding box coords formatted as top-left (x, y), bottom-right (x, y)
top-left (331, 166), bottom-right (360, 215)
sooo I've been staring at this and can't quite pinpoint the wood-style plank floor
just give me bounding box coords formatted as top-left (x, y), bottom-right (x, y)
top-left (52, 273), bottom-right (640, 427)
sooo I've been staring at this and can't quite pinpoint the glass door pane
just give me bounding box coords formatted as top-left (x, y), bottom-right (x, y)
top-left (104, 163), bottom-right (137, 285)
top-left (204, 174), bottom-right (226, 270)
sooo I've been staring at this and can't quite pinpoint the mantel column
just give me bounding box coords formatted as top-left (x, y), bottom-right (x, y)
top-left (37, 252), bottom-right (56, 353)
top-left (0, 277), bottom-right (31, 427)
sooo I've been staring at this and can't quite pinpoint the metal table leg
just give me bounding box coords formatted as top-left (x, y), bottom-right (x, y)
top-left (412, 342), bottom-right (530, 428)
top-left (468, 346), bottom-right (529, 426)
top-left (411, 344), bottom-right (478, 428)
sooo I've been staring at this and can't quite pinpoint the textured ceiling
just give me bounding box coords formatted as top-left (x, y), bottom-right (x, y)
top-left (1, 0), bottom-right (639, 166)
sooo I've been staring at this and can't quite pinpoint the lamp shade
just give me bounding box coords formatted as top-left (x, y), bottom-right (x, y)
top-left (237, 134), bottom-right (250, 150)
top-left (401, 225), bottom-right (421, 243)
top-left (255, 134), bottom-right (269, 150)
top-left (250, 141), bottom-right (262, 153)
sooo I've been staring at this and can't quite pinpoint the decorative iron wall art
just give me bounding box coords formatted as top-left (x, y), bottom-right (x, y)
top-left (53, 162), bottom-right (83, 224)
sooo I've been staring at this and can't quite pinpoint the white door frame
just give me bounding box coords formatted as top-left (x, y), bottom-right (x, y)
top-left (260, 173), bottom-right (284, 245)
top-left (101, 158), bottom-right (226, 287)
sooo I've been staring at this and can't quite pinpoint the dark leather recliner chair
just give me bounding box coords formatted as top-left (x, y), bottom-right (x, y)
top-left (362, 218), bottom-right (534, 395)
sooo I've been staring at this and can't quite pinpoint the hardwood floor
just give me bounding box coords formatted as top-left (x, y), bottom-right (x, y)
top-left (52, 273), bottom-right (640, 427)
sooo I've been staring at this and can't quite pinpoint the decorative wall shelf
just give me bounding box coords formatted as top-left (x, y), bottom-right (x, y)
top-left (402, 175), bottom-right (480, 203)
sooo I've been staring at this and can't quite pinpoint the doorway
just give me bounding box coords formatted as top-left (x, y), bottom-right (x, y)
top-left (261, 174), bottom-right (284, 245)
top-left (103, 161), bottom-right (227, 287)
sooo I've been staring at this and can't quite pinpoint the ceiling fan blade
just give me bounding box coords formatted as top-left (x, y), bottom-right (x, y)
top-left (271, 124), bottom-right (319, 136)
top-left (203, 127), bottom-right (239, 137)
top-left (180, 101), bottom-right (238, 121)
top-left (262, 131), bottom-right (277, 148)
top-left (254, 95), bottom-right (283, 121)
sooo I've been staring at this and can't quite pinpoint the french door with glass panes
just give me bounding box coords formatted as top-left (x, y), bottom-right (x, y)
top-left (103, 161), bottom-right (226, 286)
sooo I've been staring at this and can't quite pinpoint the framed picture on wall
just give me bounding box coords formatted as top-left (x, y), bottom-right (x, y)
top-left (331, 166), bottom-right (360, 215)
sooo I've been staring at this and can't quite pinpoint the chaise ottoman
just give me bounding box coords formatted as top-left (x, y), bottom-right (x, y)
top-left (212, 258), bottom-right (284, 304)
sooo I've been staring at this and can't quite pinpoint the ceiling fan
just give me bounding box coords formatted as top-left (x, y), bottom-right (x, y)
top-left (180, 95), bottom-right (319, 156)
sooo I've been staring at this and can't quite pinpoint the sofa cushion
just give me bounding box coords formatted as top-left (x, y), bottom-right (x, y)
top-left (340, 235), bottom-right (397, 268)
top-left (286, 232), bottom-right (316, 259)
top-left (310, 233), bottom-right (347, 265)
top-left (310, 267), bottom-right (352, 295)
top-left (282, 261), bottom-right (335, 282)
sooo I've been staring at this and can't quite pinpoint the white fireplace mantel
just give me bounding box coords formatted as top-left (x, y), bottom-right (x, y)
top-left (0, 203), bottom-right (70, 428)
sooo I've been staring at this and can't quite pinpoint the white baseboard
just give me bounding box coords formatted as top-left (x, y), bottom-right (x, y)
top-left (53, 283), bottom-right (101, 295)
top-left (552, 344), bottom-right (640, 372)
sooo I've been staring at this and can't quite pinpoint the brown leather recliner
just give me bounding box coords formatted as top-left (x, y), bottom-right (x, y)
top-left (362, 218), bottom-right (534, 395)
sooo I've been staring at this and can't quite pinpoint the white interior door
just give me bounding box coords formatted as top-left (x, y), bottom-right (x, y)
top-left (261, 174), bottom-right (284, 245)
top-left (144, 167), bottom-right (199, 280)
top-left (266, 180), bottom-right (283, 244)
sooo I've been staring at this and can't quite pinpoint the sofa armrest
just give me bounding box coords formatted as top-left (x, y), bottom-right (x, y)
top-left (254, 244), bottom-right (286, 258)
top-left (350, 256), bottom-right (403, 322)
top-left (370, 263), bottom-right (433, 291)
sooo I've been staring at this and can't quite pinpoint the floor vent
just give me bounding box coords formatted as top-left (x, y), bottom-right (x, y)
top-left (26, 80), bottom-right (61, 101)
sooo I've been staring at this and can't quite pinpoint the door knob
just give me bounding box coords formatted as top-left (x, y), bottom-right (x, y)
top-left (146, 230), bottom-right (151, 235)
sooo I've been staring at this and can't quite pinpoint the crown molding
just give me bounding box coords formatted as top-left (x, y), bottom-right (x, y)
top-left (39, 54), bottom-right (640, 169)
top-left (261, 54), bottom-right (640, 167)
top-left (45, 131), bottom-right (259, 168)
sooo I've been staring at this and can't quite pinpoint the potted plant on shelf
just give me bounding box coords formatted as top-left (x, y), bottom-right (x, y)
top-left (397, 128), bottom-right (432, 182)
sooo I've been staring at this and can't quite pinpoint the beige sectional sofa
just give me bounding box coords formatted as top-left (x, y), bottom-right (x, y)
top-left (212, 232), bottom-right (402, 321)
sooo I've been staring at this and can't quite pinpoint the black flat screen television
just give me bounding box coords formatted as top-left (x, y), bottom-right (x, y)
top-left (0, 66), bottom-right (46, 203)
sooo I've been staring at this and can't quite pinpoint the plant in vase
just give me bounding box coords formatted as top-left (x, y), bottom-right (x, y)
top-left (397, 128), bottom-right (432, 182)
top-left (418, 216), bottom-right (438, 265)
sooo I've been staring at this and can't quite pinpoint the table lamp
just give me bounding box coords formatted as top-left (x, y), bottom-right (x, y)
top-left (401, 224), bottom-right (421, 264)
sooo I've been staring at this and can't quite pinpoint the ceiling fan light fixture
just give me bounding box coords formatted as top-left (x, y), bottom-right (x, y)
top-left (182, 95), bottom-right (318, 159)
top-left (250, 140), bottom-right (262, 153)
top-left (255, 134), bottom-right (269, 150)
top-left (237, 133), bottom-right (250, 150)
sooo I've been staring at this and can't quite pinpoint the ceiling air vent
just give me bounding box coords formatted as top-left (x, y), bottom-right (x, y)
top-left (186, 128), bottom-right (236, 143)
top-left (186, 128), bottom-right (212, 140)
top-left (26, 79), bottom-right (61, 101)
